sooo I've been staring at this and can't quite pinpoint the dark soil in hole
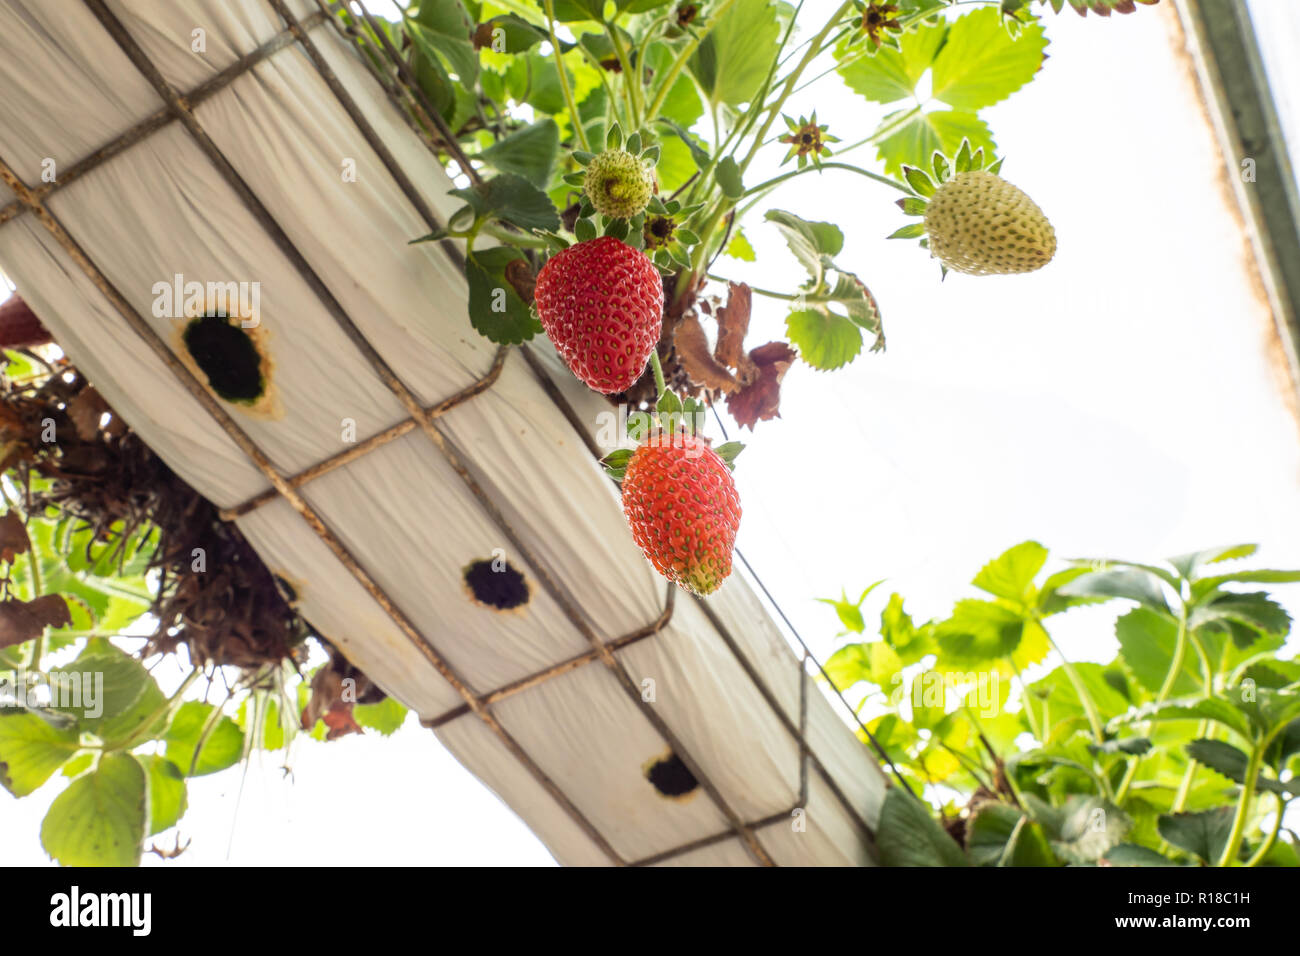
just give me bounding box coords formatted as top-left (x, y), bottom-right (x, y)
top-left (647, 753), bottom-right (698, 797)
top-left (463, 558), bottom-right (529, 610)
top-left (182, 314), bottom-right (264, 403)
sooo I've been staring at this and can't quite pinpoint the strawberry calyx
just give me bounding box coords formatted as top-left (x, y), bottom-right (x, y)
top-left (600, 352), bottom-right (745, 480)
top-left (886, 138), bottom-right (1007, 277)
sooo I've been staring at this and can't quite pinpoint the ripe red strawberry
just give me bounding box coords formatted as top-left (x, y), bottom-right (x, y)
top-left (621, 433), bottom-right (741, 595)
top-left (533, 236), bottom-right (663, 394)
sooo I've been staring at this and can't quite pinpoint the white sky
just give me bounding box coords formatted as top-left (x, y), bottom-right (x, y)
top-left (6, 0), bottom-right (1300, 866)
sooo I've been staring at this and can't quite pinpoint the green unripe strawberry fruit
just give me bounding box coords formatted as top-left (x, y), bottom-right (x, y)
top-left (583, 148), bottom-right (654, 220)
top-left (923, 170), bottom-right (1056, 276)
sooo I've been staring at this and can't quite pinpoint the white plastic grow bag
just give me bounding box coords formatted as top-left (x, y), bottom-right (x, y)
top-left (0, 0), bottom-right (885, 865)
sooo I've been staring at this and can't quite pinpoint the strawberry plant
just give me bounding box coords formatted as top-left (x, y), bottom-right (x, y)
top-left (0, 350), bottom-right (409, 865)
top-left (390, 0), bottom-right (1156, 590)
top-left (822, 542), bottom-right (1300, 866)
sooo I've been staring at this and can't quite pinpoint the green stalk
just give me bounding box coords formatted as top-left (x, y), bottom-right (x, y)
top-left (1009, 658), bottom-right (1044, 743)
top-left (740, 161), bottom-right (910, 199)
top-left (739, 1), bottom-right (854, 175)
top-left (1217, 744), bottom-right (1263, 866)
top-left (1116, 603), bottom-right (1190, 804)
top-left (1245, 794), bottom-right (1287, 867)
top-left (1042, 630), bottom-right (1104, 743)
top-left (605, 23), bottom-right (641, 127)
top-left (543, 0), bottom-right (590, 151)
top-left (25, 542), bottom-right (43, 670)
top-left (648, 348), bottom-right (667, 398)
top-left (644, 0), bottom-right (741, 121)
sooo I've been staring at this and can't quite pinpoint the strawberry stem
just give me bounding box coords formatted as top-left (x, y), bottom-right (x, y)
top-left (648, 348), bottom-right (667, 399)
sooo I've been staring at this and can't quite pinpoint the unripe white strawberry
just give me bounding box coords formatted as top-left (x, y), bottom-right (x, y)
top-left (923, 170), bottom-right (1056, 276)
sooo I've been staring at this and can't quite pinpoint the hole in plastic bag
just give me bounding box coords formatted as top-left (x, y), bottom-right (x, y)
top-left (182, 313), bottom-right (265, 403)
top-left (463, 558), bottom-right (529, 610)
top-left (645, 752), bottom-right (698, 798)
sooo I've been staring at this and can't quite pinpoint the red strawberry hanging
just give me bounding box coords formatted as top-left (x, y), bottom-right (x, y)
top-left (533, 236), bottom-right (663, 394)
top-left (616, 432), bottom-right (742, 596)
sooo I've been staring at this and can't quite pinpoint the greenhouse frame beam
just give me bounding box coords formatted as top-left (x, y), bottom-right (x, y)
top-left (1178, 0), bottom-right (1300, 407)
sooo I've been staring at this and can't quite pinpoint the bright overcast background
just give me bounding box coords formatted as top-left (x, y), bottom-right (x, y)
top-left (7, 0), bottom-right (1300, 865)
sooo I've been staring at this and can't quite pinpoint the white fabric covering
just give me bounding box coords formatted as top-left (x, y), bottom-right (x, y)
top-left (0, 0), bottom-right (885, 865)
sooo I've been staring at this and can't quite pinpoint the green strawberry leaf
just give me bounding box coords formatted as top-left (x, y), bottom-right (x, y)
top-left (835, 19), bottom-right (946, 104)
top-left (764, 209), bottom-right (844, 285)
top-left (875, 787), bottom-right (970, 867)
top-left (143, 755), bottom-right (188, 836)
top-left (785, 309), bottom-right (862, 371)
top-left (1157, 807), bottom-right (1235, 864)
top-left (164, 701), bottom-right (245, 777)
top-left (688, 0), bottom-right (783, 108)
top-left (0, 710), bottom-right (80, 797)
top-left (930, 8), bottom-right (1047, 112)
top-left (465, 247), bottom-right (542, 346)
top-left (1115, 607), bottom-right (1202, 697)
top-left (1186, 738), bottom-right (1292, 795)
top-left (477, 120), bottom-right (559, 190)
top-left (449, 174), bottom-right (560, 232)
top-left (971, 541), bottom-right (1048, 605)
top-left (875, 109), bottom-right (996, 178)
top-left (40, 753), bottom-right (147, 866)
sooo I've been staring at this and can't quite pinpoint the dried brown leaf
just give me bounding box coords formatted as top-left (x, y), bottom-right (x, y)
top-left (674, 313), bottom-right (738, 393)
top-left (726, 342), bottom-right (796, 430)
top-left (0, 594), bottom-right (71, 649)
top-left (67, 387), bottom-right (110, 442)
top-left (0, 511), bottom-right (29, 564)
top-left (714, 282), bottom-right (752, 370)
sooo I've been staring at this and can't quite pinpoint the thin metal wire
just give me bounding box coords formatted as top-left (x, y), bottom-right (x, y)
top-left (422, 584), bottom-right (676, 729)
top-left (0, 9), bottom-right (328, 228)
top-left (734, 547), bottom-right (917, 797)
top-left (219, 344), bottom-right (509, 520)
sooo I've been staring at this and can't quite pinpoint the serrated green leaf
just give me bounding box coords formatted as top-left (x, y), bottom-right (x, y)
top-left (449, 174), bottom-right (560, 232)
top-left (972, 541), bottom-right (1047, 605)
top-left (477, 119), bottom-right (560, 189)
top-left (1157, 807), bottom-right (1235, 864)
top-left (835, 19), bottom-right (946, 104)
top-left (1115, 608), bottom-right (1202, 697)
top-left (876, 788), bottom-right (970, 866)
top-left (0, 710), bottom-right (79, 796)
top-left (785, 310), bottom-right (862, 371)
top-left (143, 755), bottom-right (187, 836)
top-left (688, 0), bottom-right (782, 107)
top-left (1059, 567), bottom-right (1170, 612)
top-left (354, 697), bottom-right (408, 737)
top-left (1186, 738), bottom-right (1290, 795)
top-left (930, 8), bottom-right (1047, 111)
top-left (764, 209), bottom-right (844, 285)
top-left (875, 110), bottom-right (996, 179)
top-left (465, 247), bottom-right (541, 346)
top-left (40, 753), bottom-right (146, 866)
top-left (1168, 544), bottom-right (1257, 581)
top-left (165, 701), bottom-right (244, 777)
